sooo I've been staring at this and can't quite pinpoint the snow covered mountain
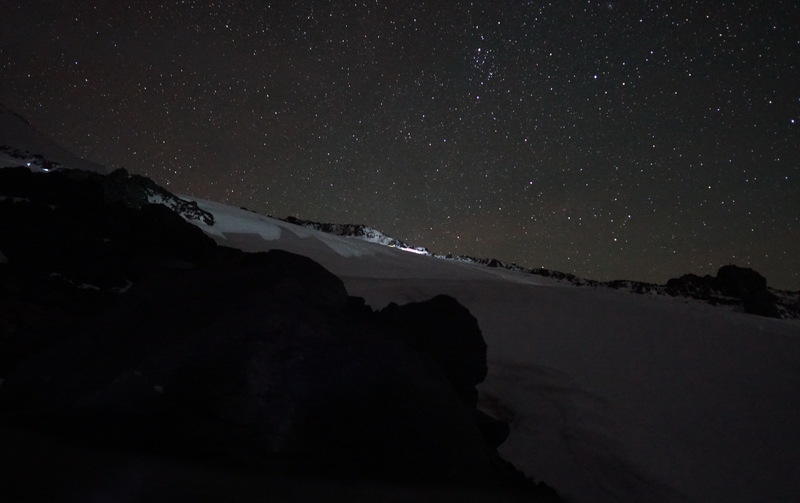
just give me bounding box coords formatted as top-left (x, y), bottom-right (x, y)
top-left (2, 109), bottom-right (800, 502)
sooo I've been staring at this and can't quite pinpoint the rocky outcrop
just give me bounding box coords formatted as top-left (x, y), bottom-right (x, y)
top-left (0, 167), bottom-right (556, 498)
top-left (666, 265), bottom-right (780, 317)
top-left (102, 167), bottom-right (214, 225)
top-left (1, 250), bottom-right (497, 478)
top-left (377, 295), bottom-right (488, 409)
top-left (0, 165), bottom-right (214, 226)
top-left (0, 167), bottom-right (216, 290)
top-left (716, 265), bottom-right (780, 317)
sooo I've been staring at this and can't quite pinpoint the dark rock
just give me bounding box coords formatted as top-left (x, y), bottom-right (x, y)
top-left (0, 255), bottom-right (501, 482)
top-left (376, 295), bottom-right (488, 409)
top-left (0, 167), bottom-right (539, 489)
top-left (0, 166), bottom-right (214, 225)
top-left (715, 265), bottom-right (779, 317)
top-left (482, 258), bottom-right (503, 268)
top-left (716, 265), bottom-right (767, 298)
top-left (664, 266), bottom-right (781, 318)
top-left (741, 291), bottom-right (781, 318)
top-left (0, 168), bottom-right (218, 287)
top-left (102, 168), bottom-right (215, 225)
top-left (666, 273), bottom-right (716, 299)
top-left (473, 409), bottom-right (512, 449)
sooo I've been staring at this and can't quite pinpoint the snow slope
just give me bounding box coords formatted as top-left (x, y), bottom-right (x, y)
top-left (186, 198), bottom-right (800, 503)
top-left (188, 198), bottom-right (561, 285)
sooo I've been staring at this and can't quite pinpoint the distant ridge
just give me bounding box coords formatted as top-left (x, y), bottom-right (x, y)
top-left (281, 215), bottom-right (799, 318)
top-left (283, 216), bottom-right (431, 255)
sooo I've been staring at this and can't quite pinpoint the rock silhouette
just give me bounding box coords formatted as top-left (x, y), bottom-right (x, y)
top-left (0, 167), bottom-right (560, 500)
top-left (666, 265), bottom-right (780, 317)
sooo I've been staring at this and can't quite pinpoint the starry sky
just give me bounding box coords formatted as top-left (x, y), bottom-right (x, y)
top-left (2, 1), bottom-right (799, 289)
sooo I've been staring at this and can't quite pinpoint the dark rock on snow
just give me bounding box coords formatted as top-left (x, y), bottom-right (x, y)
top-left (0, 167), bottom-right (561, 501)
top-left (666, 265), bottom-right (780, 317)
top-left (377, 296), bottom-right (488, 409)
top-left (715, 264), bottom-right (780, 317)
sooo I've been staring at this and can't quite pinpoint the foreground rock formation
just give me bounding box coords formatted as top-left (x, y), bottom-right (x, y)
top-left (0, 167), bottom-right (560, 501)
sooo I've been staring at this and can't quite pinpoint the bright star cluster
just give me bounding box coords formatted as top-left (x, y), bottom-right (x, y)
top-left (1, 1), bottom-right (798, 288)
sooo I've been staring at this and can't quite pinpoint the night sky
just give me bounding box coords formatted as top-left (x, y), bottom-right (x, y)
top-left (2, 1), bottom-right (798, 288)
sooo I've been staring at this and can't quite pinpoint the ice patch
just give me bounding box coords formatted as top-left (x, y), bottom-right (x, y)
top-left (318, 237), bottom-right (367, 258)
top-left (180, 196), bottom-right (386, 258)
top-left (184, 197), bottom-right (282, 241)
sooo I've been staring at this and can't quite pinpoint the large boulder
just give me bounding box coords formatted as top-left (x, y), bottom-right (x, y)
top-left (716, 265), bottom-right (779, 318)
top-left (1, 251), bottom-right (502, 481)
top-left (664, 266), bottom-right (780, 318)
top-left (716, 265), bottom-right (767, 298)
top-left (376, 295), bottom-right (488, 409)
